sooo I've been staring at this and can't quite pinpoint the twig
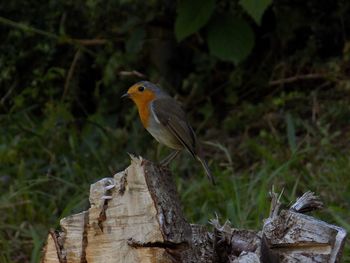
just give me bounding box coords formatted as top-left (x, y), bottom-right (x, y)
top-left (0, 16), bottom-right (97, 55)
top-left (1, 82), bottom-right (16, 106)
top-left (62, 49), bottom-right (82, 100)
top-left (269, 73), bottom-right (326, 86)
top-left (118, 70), bottom-right (146, 78)
top-left (0, 16), bottom-right (59, 40)
top-left (72, 38), bottom-right (107, 46)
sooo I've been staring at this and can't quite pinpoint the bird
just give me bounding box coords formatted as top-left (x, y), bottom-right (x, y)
top-left (122, 80), bottom-right (215, 184)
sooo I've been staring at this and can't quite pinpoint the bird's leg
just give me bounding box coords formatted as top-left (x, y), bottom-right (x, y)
top-left (160, 150), bottom-right (180, 166)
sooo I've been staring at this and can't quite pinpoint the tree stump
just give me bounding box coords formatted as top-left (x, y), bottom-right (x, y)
top-left (41, 156), bottom-right (347, 263)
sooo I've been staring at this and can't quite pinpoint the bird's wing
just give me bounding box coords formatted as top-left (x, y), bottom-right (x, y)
top-left (151, 98), bottom-right (197, 158)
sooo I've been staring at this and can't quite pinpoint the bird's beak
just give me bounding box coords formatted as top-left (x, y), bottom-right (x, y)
top-left (121, 93), bottom-right (130, 99)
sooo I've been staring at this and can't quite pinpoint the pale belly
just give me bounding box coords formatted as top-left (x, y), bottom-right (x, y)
top-left (146, 122), bottom-right (183, 150)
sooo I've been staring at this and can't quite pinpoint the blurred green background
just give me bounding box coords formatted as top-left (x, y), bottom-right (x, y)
top-left (1, 0), bottom-right (350, 262)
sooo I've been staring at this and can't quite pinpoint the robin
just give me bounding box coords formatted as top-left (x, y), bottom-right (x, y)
top-left (122, 81), bottom-right (215, 184)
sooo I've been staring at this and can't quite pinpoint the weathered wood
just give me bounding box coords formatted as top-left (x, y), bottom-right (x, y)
top-left (41, 231), bottom-right (62, 263)
top-left (263, 209), bottom-right (346, 263)
top-left (60, 211), bottom-right (88, 262)
top-left (41, 157), bottom-right (347, 263)
top-left (262, 191), bottom-right (346, 263)
top-left (42, 156), bottom-right (192, 263)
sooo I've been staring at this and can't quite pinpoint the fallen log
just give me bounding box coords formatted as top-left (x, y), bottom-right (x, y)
top-left (41, 156), bottom-right (347, 263)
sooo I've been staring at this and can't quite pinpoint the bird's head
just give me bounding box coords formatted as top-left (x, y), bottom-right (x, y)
top-left (122, 81), bottom-right (167, 107)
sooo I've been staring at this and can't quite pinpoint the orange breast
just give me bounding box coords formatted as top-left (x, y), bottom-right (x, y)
top-left (138, 101), bottom-right (151, 127)
top-left (131, 90), bottom-right (156, 128)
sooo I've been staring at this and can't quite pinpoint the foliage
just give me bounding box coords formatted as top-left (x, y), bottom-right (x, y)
top-left (175, 0), bottom-right (263, 62)
top-left (175, 0), bottom-right (215, 41)
top-left (1, 0), bottom-right (350, 261)
top-left (239, 0), bottom-right (272, 25)
top-left (207, 15), bottom-right (254, 63)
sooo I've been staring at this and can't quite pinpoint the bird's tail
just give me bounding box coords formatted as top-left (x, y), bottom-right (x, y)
top-left (196, 155), bottom-right (216, 185)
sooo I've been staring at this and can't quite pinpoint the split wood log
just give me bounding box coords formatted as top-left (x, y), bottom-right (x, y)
top-left (41, 156), bottom-right (347, 263)
top-left (261, 191), bottom-right (347, 263)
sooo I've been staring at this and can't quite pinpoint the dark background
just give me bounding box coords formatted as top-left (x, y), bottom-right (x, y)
top-left (1, 0), bottom-right (350, 261)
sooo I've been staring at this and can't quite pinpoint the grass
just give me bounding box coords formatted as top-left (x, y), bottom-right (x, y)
top-left (0, 97), bottom-right (349, 262)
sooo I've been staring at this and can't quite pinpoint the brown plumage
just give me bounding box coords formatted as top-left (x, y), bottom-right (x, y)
top-left (123, 81), bottom-right (215, 184)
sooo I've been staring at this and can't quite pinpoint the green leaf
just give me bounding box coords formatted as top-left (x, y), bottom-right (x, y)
top-left (207, 15), bottom-right (254, 64)
top-left (175, 0), bottom-right (215, 41)
top-left (239, 0), bottom-right (272, 25)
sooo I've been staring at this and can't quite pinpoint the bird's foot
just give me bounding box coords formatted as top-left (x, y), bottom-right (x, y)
top-left (159, 150), bottom-right (180, 167)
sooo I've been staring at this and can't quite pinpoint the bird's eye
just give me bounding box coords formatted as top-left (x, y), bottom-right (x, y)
top-left (138, 86), bottom-right (145, 92)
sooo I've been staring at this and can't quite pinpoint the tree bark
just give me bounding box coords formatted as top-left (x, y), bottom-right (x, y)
top-left (41, 156), bottom-right (347, 263)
